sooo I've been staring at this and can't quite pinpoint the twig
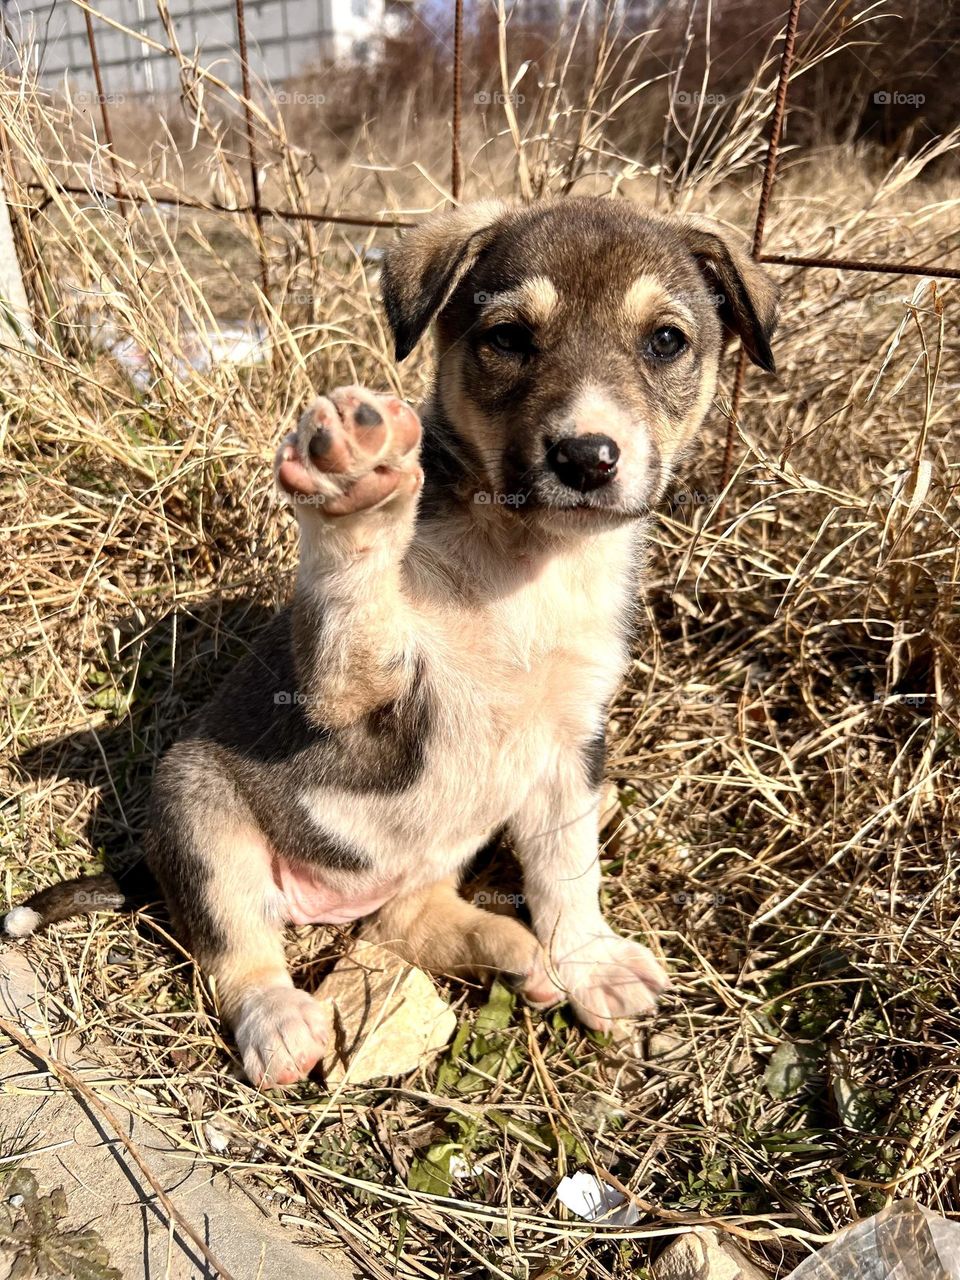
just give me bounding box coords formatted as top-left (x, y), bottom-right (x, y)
top-left (593, 1167), bottom-right (815, 1245)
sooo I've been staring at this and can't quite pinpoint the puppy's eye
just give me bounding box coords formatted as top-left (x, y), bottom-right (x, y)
top-left (482, 323), bottom-right (535, 356)
top-left (647, 326), bottom-right (688, 361)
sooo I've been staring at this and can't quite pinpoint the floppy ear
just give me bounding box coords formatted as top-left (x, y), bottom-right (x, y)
top-left (381, 200), bottom-right (510, 361)
top-left (677, 217), bottom-right (779, 373)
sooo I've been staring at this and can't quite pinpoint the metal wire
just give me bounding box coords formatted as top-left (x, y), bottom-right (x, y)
top-left (760, 251), bottom-right (960, 281)
top-left (233, 0), bottom-right (270, 299)
top-left (26, 180), bottom-right (415, 229)
top-left (721, 0), bottom-right (804, 494)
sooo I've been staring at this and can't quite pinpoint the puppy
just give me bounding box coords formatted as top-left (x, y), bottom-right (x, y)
top-left (5, 197), bottom-right (777, 1088)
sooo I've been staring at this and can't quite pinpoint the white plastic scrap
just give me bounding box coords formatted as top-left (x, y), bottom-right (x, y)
top-left (556, 1171), bottom-right (641, 1227)
top-left (789, 1199), bottom-right (960, 1279)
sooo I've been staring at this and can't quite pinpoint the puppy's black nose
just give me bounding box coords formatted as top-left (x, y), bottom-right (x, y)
top-left (547, 434), bottom-right (620, 492)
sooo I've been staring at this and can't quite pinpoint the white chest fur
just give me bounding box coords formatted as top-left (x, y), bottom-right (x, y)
top-left (298, 519), bottom-right (640, 888)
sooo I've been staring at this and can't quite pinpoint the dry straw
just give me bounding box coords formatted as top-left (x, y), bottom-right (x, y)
top-left (1, 0), bottom-right (959, 1276)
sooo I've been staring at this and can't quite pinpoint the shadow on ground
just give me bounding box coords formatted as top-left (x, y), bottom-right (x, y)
top-left (14, 594), bottom-right (277, 887)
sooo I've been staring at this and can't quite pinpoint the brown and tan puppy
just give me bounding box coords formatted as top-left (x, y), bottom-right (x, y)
top-left (5, 198), bottom-right (777, 1088)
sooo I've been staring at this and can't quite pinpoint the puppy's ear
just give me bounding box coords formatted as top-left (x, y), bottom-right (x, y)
top-left (677, 217), bottom-right (779, 373)
top-left (382, 200), bottom-right (510, 361)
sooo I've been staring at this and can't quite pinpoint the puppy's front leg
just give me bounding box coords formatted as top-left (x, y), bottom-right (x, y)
top-left (275, 386), bottom-right (423, 726)
top-left (510, 749), bottom-right (669, 1030)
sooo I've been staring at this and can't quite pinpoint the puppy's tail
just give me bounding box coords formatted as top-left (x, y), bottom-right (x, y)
top-left (3, 865), bottom-right (153, 939)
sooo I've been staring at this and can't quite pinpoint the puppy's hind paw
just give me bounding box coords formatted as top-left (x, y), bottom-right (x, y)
top-left (234, 986), bottom-right (329, 1089)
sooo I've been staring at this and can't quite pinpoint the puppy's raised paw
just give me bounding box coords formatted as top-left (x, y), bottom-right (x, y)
top-left (275, 386), bottom-right (422, 518)
top-left (234, 986), bottom-right (329, 1089)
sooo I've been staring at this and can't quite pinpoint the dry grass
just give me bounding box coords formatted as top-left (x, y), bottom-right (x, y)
top-left (2, 2), bottom-right (960, 1276)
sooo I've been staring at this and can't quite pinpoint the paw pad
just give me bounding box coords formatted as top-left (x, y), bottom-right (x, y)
top-left (274, 386), bottom-right (422, 517)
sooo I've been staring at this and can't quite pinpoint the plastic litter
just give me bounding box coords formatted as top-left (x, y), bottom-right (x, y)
top-left (555, 1171), bottom-right (640, 1227)
top-left (791, 1199), bottom-right (960, 1279)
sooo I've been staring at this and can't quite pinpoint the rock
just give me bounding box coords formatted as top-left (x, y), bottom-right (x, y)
top-left (317, 941), bottom-right (456, 1085)
top-left (647, 1032), bottom-right (688, 1061)
top-left (764, 1041), bottom-right (815, 1099)
top-left (653, 1228), bottom-right (766, 1280)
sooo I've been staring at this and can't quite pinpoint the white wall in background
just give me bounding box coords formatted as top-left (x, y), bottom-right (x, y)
top-left (0, 0), bottom-right (400, 96)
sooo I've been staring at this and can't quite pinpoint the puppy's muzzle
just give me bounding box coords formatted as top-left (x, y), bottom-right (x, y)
top-left (546, 433), bottom-right (620, 493)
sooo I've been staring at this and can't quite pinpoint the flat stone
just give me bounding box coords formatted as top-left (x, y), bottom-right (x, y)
top-left (653, 1227), bottom-right (766, 1280)
top-left (316, 941), bottom-right (457, 1085)
top-left (0, 948), bottom-right (351, 1280)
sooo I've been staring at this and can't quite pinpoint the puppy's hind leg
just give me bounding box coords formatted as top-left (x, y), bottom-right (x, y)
top-left (363, 879), bottom-right (557, 1003)
top-left (148, 749), bottom-right (327, 1089)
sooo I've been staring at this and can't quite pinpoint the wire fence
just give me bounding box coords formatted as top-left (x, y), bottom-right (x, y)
top-left (5, 0), bottom-right (960, 481)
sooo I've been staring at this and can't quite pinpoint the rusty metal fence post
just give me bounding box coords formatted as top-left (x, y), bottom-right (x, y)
top-left (451, 0), bottom-right (465, 202)
top-left (233, 0), bottom-right (270, 301)
top-left (720, 0), bottom-right (803, 495)
top-left (80, 6), bottom-right (126, 214)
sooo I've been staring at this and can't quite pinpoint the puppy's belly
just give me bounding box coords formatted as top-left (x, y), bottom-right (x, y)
top-left (272, 855), bottom-right (401, 925)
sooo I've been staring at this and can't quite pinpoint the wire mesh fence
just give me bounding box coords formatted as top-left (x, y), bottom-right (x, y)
top-left (7, 0), bottom-right (960, 253)
top-left (5, 1), bottom-right (960, 250)
top-left (2, 0), bottom-right (959, 462)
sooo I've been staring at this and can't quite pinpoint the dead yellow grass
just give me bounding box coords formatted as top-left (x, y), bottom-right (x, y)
top-left (2, 3), bottom-right (960, 1275)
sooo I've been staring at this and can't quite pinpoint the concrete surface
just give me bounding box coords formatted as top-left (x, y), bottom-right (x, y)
top-left (0, 948), bottom-right (352, 1280)
top-left (0, 177), bottom-right (31, 340)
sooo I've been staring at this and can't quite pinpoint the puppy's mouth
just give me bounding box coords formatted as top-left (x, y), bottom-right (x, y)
top-left (511, 467), bottom-right (653, 525)
top-left (491, 431), bottom-right (662, 525)
top-left (546, 499), bottom-right (650, 528)
top-left (555, 501), bottom-right (641, 520)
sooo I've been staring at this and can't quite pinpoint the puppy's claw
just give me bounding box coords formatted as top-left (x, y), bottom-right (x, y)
top-left (518, 950), bottom-right (565, 1008)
